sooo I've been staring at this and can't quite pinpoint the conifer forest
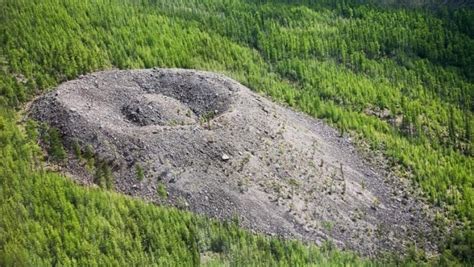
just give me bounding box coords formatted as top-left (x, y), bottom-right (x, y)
top-left (0, 0), bottom-right (473, 265)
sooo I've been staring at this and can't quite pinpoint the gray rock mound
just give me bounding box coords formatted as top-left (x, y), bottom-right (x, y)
top-left (30, 68), bottom-right (437, 256)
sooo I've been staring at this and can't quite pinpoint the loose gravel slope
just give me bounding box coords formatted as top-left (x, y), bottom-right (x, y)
top-left (30, 68), bottom-right (438, 256)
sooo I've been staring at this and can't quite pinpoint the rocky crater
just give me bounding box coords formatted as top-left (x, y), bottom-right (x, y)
top-left (30, 68), bottom-right (438, 256)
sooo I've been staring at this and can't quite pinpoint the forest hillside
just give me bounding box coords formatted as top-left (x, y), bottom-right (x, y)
top-left (0, 0), bottom-right (473, 265)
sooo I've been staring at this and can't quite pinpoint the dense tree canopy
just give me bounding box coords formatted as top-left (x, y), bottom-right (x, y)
top-left (0, 0), bottom-right (472, 265)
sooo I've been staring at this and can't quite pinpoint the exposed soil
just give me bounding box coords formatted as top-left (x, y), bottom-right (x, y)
top-left (30, 68), bottom-right (439, 257)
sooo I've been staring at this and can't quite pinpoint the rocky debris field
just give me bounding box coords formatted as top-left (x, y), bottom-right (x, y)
top-left (30, 68), bottom-right (439, 256)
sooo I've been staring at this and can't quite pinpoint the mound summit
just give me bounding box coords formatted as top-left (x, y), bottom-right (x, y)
top-left (31, 68), bottom-right (437, 256)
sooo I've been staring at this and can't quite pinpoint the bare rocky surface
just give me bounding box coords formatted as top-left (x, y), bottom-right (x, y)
top-left (30, 68), bottom-right (438, 257)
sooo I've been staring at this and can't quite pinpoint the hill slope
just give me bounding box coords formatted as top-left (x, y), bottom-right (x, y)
top-left (1, 0), bottom-right (473, 265)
